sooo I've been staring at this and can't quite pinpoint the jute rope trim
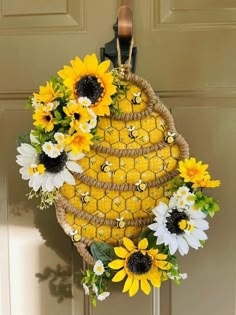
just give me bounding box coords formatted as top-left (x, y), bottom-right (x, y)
top-left (56, 195), bottom-right (154, 228)
top-left (111, 72), bottom-right (157, 120)
top-left (76, 168), bottom-right (179, 192)
top-left (91, 134), bottom-right (183, 157)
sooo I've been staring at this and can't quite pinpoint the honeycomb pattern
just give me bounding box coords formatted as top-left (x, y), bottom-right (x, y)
top-left (61, 81), bottom-right (182, 245)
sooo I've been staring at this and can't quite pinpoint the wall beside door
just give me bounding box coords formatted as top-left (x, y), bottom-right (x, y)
top-left (0, 1), bottom-right (235, 315)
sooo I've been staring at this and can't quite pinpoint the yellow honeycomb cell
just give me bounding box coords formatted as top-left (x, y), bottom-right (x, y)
top-left (97, 225), bottom-right (112, 241)
top-left (149, 129), bottom-right (165, 144)
top-left (106, 210), bottom-right (119, 220)
top-left (81, 224), bottom-right (97, 239)
top-left (114, 169), bottom-right (127, 184)
top-left (127, 169), bottom-right (141, 183)
top-left (112, 197), bottom-right (126, 212)
top-left (135, 156), bottom-right (149, 172)
top-left (61, 184), bottom-right (76, 199)
top-left (90, 186), bottom-right (105, 200)
top-left (112, 227), bottom-right (125, 240)
top-left (149, 156), bottom-right (164, 173)
top-left (66, 212), bottom-right (75, 225)
top-left (142, 170), bottom-right (155, 182)
top-left (98, 196), bottom-right (112, 213)
top-left (126, 196), bottom-right (141, 212)
top-left (119, 98), bottom-right (133, 113)
top-left (142, 197), bottom-right (156, 213)
top-left (104, 127), bottom-right (120, 144)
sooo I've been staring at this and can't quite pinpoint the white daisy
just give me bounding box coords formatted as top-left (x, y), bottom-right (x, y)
top-left (78, 96), bottom-right (91, 107)
top-left (17, 143), bottom-right (84, 192)
top-left (148, 197), bottom-right (209, 256)
top-left (97, 292), bottom-right (110, 301)
top-left (174, 186), bottom-right (195, 207)
top-left (93, 260), bottom-right (105, 276)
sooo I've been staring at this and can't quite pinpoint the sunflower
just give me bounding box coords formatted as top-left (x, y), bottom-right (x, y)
top-left (178, 158), bottom-right (209, 184)
top-left (33, 104), bottom-right (55, 132)
top-left (33, 81), bottom-right (62, 104)
top-left (63, 100), bottom-right (92, 132)
top-left (65, 131), bottom-right (93, 155)
top-left (108, 238), bottom-right (171, 297)
top-left (58, 54), bottom-right (116, 116)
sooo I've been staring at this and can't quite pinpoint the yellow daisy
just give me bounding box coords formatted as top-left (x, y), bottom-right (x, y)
top-left (33, 105), bottom-right (55, 132)
top-left (108, 238), bottom-right (171, 297)
top-left (178, 157), bottom-right (209, 183)
top-left (33, 81), bottom-right (62, 104)
top-left (192, 174), bottom-right (221, 189)
top-left (65, 131), bottom-right (93, 155)
top-left (63, 100), bottom-right (92, 132)
top-left (58, 54), bottom-right (117, 116)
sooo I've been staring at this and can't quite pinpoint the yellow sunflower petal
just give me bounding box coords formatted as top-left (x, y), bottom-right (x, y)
top-left (148, 249), bottom-right (159, 257)
top-left (155, 253), bottom-right (168, 260)
top-left (112, 268), bottom-right (126, 282)
top-left (141, 277), bottom-right (151, 295)
top-left (108, 259), bottom-right (124, 270)
top-left (149, 271), bottom-right (161, 288)
top-left (123, 276), bottom-right (133, 293)
top-left (155, 261), bottom-right (172, 270)
top-left (138, 238), bottom-right (148, 250)
top-left (129, 278), bottom-right (139, 297)
top-left (123, 238), bottom-right (135, 252)
top-left (97, 59), bottom-right (111, 75)
top-left (114, 247), bottom-right (129, 258)
top-left (84, 54), bottom-right (98, 73)
top-left (70, 56), bottom-right (86, 76)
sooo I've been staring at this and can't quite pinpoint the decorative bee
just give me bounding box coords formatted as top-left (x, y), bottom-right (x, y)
top-left (70, 230), bottom-right (81, 242)
top-left (101, 161), bottom-right (112, 173)
top-left (164, 131), bottom-right (176, 144)
top-left (178, 219), bottom-right (194, 232)
top-left (128, 125), bottom-right (139, 139)
top-left (81, 192), bottom-right (90, 204)
top-left (116, 217), bottom-right (126, 229)
top-left (132, 92), bottom-right (142, 104)
top-left (135, 179), bottom-right (147, 192)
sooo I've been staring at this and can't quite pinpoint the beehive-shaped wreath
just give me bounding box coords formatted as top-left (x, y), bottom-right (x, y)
top-left (16, 53), bottom-right (221, 301)
top-left (55, 70), bottom-right (189, 260)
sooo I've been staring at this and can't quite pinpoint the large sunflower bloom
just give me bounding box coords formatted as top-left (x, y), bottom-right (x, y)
top-left (108, 238), bottom-right (171, 297)
top-left (63, 100), bottom-right (92, 132)
top-left (178, 157), bottom-right (209, 183)
top-left (33, 104), bottom-right (55, 132)
top-left (58, 54), bottom-right (116, 116)
top-left (33, 81), bottom-right (62, 104)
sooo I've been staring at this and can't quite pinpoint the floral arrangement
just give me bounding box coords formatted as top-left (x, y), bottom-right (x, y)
top-left (16, 53), bottom-right (220, 306)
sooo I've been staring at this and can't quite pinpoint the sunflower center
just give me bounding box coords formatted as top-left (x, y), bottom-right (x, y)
top-left (39, 151), bottom-right (67, 173)
top-left (165, 208), bottom-right (189, 235)
top-left (74, 113), bottom-right (81, 120)
top-left (75, 76), bottom-right (104, 104)
top-left (45, 115), bottom-right (51, 121)
top-left (127, 251), bottom-right (152, 275)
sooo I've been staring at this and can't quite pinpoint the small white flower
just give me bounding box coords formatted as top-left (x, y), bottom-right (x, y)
top-left (93, 260), bottom-right (105, 276)
top-left (78, 97), bottom-right (92, 107)
top-left (80, 123), bottom-right (92, 133)
top-left (89, 118), bottom-right (97, 129)
top-left (54, 132), bottom-right (65, 144)
top-left (82, 283), bottom-right (90, 295)
top-left (92, 283), bottom-right (98, 295)
top-left (97, 292), bottom-right (110, 301)
top-left (180, 273), bottom-right (188, 280)
top-left (43, 103), bottom-right (54, 112)
top-left (42, 141), bottom-right (61, 158)
top-left (31, 97), bottom-right (41, 109)
top-left (175, 186), bottom-right (190, 198)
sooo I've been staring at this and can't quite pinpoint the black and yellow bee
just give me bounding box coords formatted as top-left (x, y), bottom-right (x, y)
top-left (164, 131), bottom-right (176, 144)
top-left (116, 217), bottom-right (126, 229)
top-left (81, 192), bottom-right (90, 204)
top-left (128, 126), bottom-right (139, 139)
top-left (70, 230), bottom-right (81, 242)
top-left (135, 179), bottom-right (147, 192)
top-left (132, 92), bottom-right (142, 104)
top-left (178, 219), bottom-right (194, 232)
top-left (101, 161), bottom-right (112, 173)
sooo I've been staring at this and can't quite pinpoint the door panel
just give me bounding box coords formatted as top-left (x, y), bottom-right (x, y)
top-left (1, 1), bottom-right (235, 315)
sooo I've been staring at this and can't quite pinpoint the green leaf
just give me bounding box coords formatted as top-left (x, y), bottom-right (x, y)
top-left (90, 242), bottom-right (116, 265)
top-left (54, 110), bottom-right (62, 120)
top-left (16, 133), bottom-right (31, 147)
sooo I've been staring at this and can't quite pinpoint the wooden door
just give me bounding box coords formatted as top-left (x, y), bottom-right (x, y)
top-left (0, 1), bottom-right (235, 315)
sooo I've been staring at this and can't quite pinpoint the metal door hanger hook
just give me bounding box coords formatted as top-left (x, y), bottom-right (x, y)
top-left (100, 0), bottom-right (137, 72)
